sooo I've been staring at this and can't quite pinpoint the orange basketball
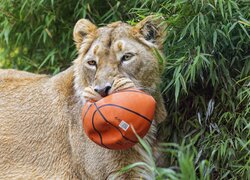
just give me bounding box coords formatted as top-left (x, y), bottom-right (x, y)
top-left (82, 88), bottom-right (156, 150)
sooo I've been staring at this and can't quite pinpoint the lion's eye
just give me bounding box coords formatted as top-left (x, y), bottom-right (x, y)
top-left (121, 53), bottom-right (134, 62)
top-left (87, 60), bottom-right (97, 66)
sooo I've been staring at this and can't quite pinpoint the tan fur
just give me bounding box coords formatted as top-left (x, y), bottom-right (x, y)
top-left (0, 16), bottom-right (167, 179)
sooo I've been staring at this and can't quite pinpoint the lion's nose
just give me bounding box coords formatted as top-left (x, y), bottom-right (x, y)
top-left (94, 84), bottom-right (112, 97)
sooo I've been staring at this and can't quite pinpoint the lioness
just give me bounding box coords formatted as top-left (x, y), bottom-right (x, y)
top-left (0, 16), bottom-right (167, 179)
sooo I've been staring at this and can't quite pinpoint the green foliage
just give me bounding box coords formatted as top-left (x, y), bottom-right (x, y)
top-left (158, 0), bottom-right (250, 179)
top-left (121, 138), bottom-right (212, 180)
top-left (0, 0), bottom-right (249, 179)
top-left (0, 0), bottom-right (141, 73)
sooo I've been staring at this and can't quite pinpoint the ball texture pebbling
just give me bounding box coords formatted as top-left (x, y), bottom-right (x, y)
top-left (82, 89), bottom-right (156, 150)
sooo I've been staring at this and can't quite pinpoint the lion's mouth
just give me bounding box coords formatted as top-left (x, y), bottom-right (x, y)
top-left (83, 78), bottom-right (137, 102)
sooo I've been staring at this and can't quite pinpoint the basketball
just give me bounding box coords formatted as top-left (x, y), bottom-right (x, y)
top-left (82, 88), bottom-right (156, 150)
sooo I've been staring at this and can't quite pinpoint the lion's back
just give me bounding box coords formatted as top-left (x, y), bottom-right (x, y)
top-left (0, 69), bottom-right (37, 78)
top-left (0, 69), bottom-right (48, 83)
top-left (0, 69), bottom-right (49, 92)
top-left (0, 69), bottom-right (74, 178)
top-left (0, 69), bottom-right (50, 126)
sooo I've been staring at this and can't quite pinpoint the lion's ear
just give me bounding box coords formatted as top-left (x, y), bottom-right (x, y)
top-left (134, 15), bottom-right (166, 49)
top-left (73, 19), bottom-right (97, 50)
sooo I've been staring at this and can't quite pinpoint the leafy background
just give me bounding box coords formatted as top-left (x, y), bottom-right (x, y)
top-left (0, 0), bottom-right (249, 179)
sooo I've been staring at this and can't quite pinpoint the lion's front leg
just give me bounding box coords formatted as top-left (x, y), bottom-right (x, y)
top-left (69, 123), bottom-right (154, 179)
top-left (83, 140), bottom-right (154, 180)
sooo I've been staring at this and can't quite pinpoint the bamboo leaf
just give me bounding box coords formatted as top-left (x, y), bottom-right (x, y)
top-left (175, 77), bottom-right (180, 102)
top-left (219, 0), bottom-right (224, 19)
top-left (213, 31), bottom-right (217, 47)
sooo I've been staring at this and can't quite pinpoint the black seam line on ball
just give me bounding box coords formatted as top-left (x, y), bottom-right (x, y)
top-left (93, 103), bottom-right (137, 144)
top-left (92, 109), bottom-right (110, 149)
top-left (98, 104), bottom-right (152, 124)
top-left (82, 104), bottom-right (92, 123)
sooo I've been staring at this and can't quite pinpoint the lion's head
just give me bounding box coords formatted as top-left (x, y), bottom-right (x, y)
top-left (73, 16), bottom-right (166, 103)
